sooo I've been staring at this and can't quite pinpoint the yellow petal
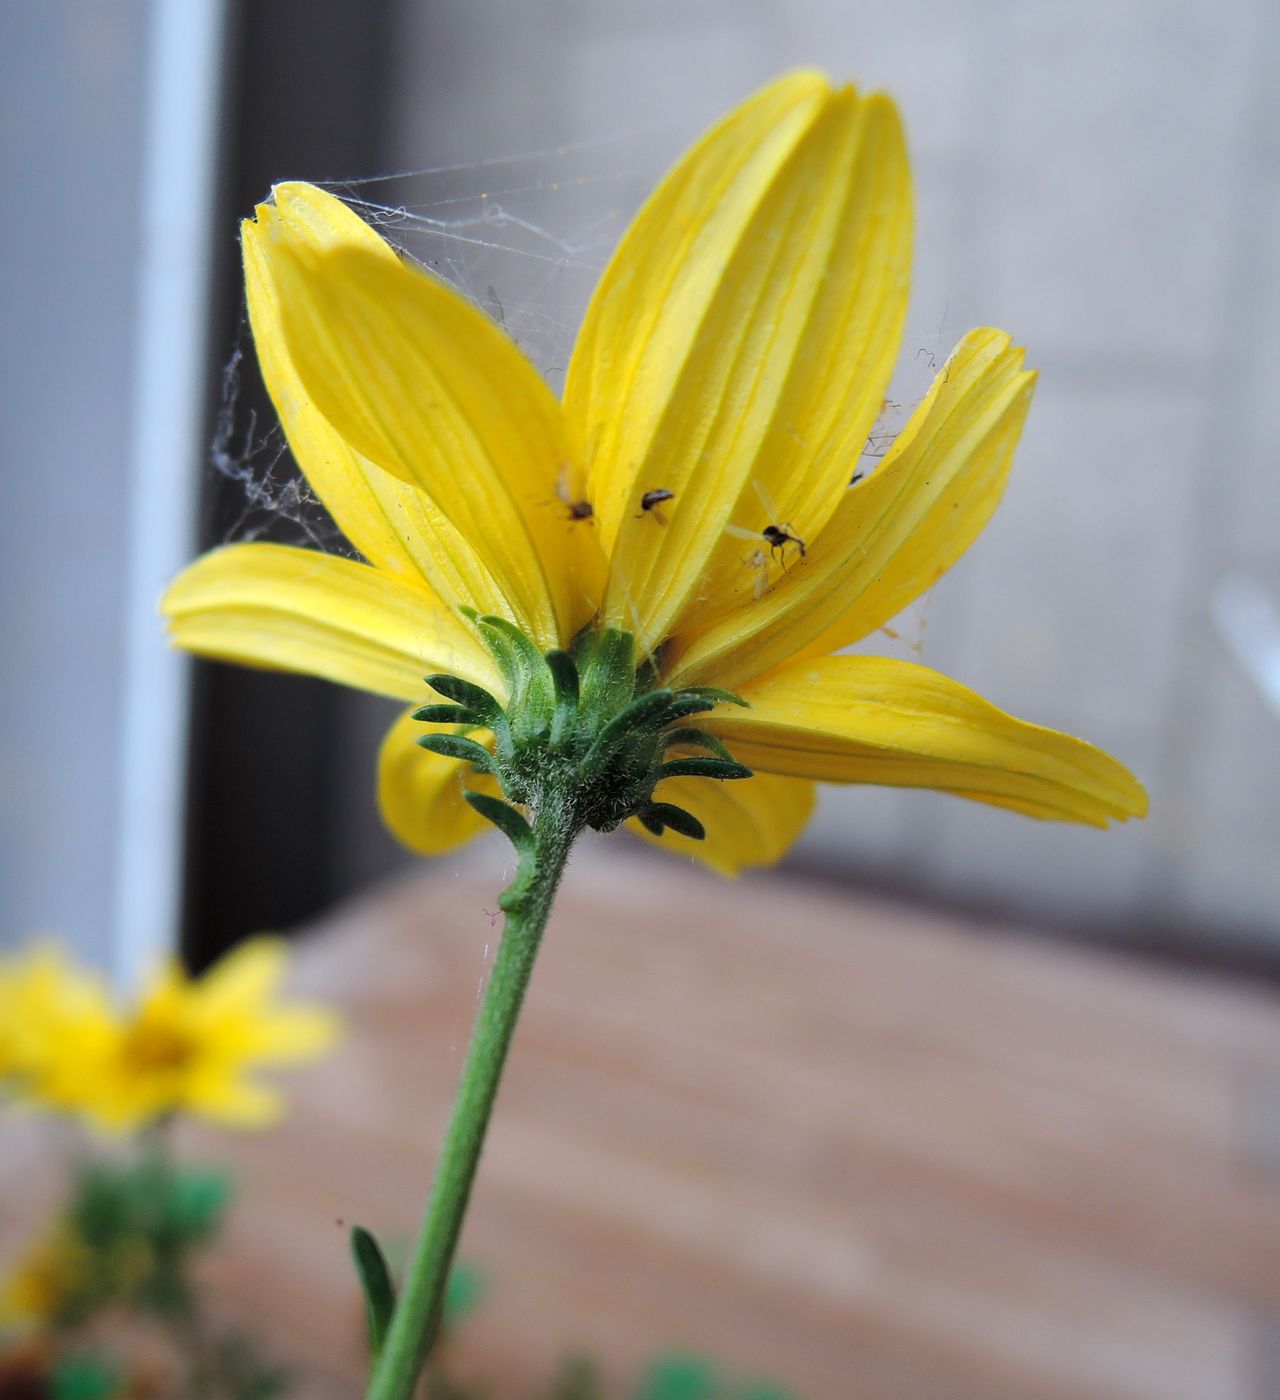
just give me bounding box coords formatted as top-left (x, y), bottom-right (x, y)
top-left (193, 937), bottom-right (286, 1014)
top-left (163, 542), bottom-right (500, 700)
top-left (665, 329), bottom-right (1034, 689)
top-left (377, 706), bottom-right (503, 857)
top-left (250, 187), bottom-right (554, 624)
top-left (270, 242), bottom-right (604, 649)
top-left (564, 71), bottom-right (911, 654)
top-left (704, 656), bottom-right (1147, 827)
top-left (185, 1076), bottom-right (282, 1129)
top-left (244, 184), bottom-right (446, 589)
top-left (626, 769), bottom-right (816, 876)
top-left (233, 1006), bottom-right (341, 1063)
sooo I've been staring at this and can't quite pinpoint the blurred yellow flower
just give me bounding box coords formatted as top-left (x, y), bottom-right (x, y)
top-left (0, 938), bottom-right (338, 1133)
top-left (88, 938), bottom-right (339, 1132)
top-left (163, 71), bottom-right (1146, 872)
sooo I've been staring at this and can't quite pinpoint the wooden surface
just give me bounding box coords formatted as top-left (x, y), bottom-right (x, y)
top-left (8, 845), bottom-right (1280, 1397)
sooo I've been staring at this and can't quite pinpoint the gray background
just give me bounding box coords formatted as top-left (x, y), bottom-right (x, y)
top-left (3, 0), bottom-right (1277, 967)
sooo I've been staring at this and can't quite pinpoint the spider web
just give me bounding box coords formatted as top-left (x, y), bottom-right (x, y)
top-left (210, 128), bottom-right (665, 550)
top-left (209, 125), bottom-right (946, 665)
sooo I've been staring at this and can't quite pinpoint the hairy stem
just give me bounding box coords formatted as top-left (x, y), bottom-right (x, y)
top-left (366, 788), bottom-right (579, 1400)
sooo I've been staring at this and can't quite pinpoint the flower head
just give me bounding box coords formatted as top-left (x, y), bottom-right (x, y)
top-left (163, 72), bottom-right (1145, 870)
top-left (0, 938), bottom-right (338, 1133)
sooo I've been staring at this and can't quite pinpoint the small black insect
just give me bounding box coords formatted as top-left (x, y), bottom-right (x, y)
top-left (849, 470), bottom-right (865, 486)
top-left (636, 488), bottom-right (675, 522)
top-left (554, 475), bottom-right (593, 522)
top-left (761, 523), bottom-right (807, 560)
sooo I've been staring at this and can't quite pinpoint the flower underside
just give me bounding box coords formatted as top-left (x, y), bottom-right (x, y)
top-left (417, 615), bottom-right (753, 885)
top-left (161, 70), bottom-right (1147, 874)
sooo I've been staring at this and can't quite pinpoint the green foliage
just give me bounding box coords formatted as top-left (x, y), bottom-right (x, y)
top-left (632, 1356), bottom-right (801, 1400)
top-left (441, 1262), bottom-right (485, 1332)
top-left (351, 1226), bottom-right (397, 1362)
top-left (64, 1154), bottom-right (231, 1321)
top-left (11, 1143), bottom-right (290, 1398)
top-left (50, 1354), bottom-right (121, 1400)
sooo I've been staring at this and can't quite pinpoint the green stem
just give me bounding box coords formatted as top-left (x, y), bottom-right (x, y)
top-left (366, 789), bottom-right (579, 1400)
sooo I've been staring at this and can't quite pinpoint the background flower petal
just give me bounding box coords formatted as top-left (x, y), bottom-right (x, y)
top-left (563, 71), bottom-right (910, 654)
top-left (704, 655), bottom-right (1148, 827)
top-left (162, 542), bottom-right (500, 700)
top-left (271, 242), bottom-right (604, 650)
top-left (377, 706), bottom-right (502, 857)
top-left (665, 330), bottom-right (1035, 689)
top-left (626, 768), bottom-right (816, 876)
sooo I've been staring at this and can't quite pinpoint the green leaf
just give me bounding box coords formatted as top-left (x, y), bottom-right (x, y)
top-left (351, 1225), bottom-right (397, 1361)
top-left (643, 803), bottom-right (706, 841)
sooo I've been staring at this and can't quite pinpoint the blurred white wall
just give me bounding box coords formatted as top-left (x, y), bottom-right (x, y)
top-left (0, 1), bottom-right (148, 966)
top-left (385, 0), bottom-right (1280, 945)
top-left (0, 0), bottom-right (221, 977)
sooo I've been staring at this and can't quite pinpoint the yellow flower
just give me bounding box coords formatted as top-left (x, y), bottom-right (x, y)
top-left (82, 938), bottom-right (339, 1132)
top-left (0, 938), bottom-right (337, 1132)
top-left (162, 72), bottom-right (1145, 873)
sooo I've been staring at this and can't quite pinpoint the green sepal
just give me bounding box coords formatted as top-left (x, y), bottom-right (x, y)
top-left (545, 649), bottom-right (581, 745)
top-left (463, 792), bottom-right (537, 911)
top-left (424, 673), bottom-right (501, 719)
top-left (662, 727), bottom-right (736, 762)
top-left (580, 688), bottom-right (677, 773)
top-left (678, 686), bottom-right (749, 709)
top-left (417, 733), bottom-right (494, 772)
top-left (641, 803), bottom-right (706, 841)
top-left (463, 791), bottom-right (534, 858)
top-left (577, 627), bottom-right (636, 719)
top-left (477, 616), bottom-right (555, 732)
top-left (411, 703), bottom-right (479, 726)
top-left (658, 693), bottom-right (723, 724)
top-left (659, 757), bottom-right (752, 782)
top-left (351, 1224), bottom-right (396, 1362)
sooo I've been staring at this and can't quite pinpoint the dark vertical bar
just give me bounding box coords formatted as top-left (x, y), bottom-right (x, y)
top-left (182, 0), bottom-right (398, 970)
